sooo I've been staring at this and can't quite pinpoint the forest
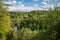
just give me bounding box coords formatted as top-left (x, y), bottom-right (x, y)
top-left (0, 0), bottom-right (60, 40)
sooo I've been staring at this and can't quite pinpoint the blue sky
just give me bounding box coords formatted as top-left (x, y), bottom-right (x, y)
top-left (3, 0), bottom-right (60, 12)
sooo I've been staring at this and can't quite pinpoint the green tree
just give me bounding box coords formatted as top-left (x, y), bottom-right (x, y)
top-left (0, 0), bottom-right (12, 40)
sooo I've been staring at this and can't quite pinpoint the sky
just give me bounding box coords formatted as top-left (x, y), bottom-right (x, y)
top-left (3, 0), bottom-right (60, 12)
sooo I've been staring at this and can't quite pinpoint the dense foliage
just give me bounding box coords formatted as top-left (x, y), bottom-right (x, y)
top-left (9, 8), bottom-right (60, 40)
top-left (0, 0), bottom-right (60, 40)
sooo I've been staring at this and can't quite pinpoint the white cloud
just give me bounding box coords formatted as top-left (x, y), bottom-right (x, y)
top-left (9, 6), bottom-right (46, 12)
top-left (42, 5), bottom-right (54, 9)
top-left (13, 0), bottom-right (17, 4)
top-left (33, 0), bottom-right (39, 1)
top-left (21, 4), bottom-right (24, 7)
top-left (2, 1), bottom-right (12, 4)
top-left (2, 0), bottom-right (17, 5)
top-left (57, 4), bottom-right (60, 7)
top-left (42, 2), bottom-right (47, 5)
top-left (8, 4), bottom-right (55, 12)
top-left (9, 6), bottom-right (33, 12)
top-left (18, 1), bottom-right (24, 7)
top-left (43, 0), bottom-right (50, 2)
top-left (19, 1), bottom-right (22, 4)
top-left (35, 4), bottom-right (39, 7)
